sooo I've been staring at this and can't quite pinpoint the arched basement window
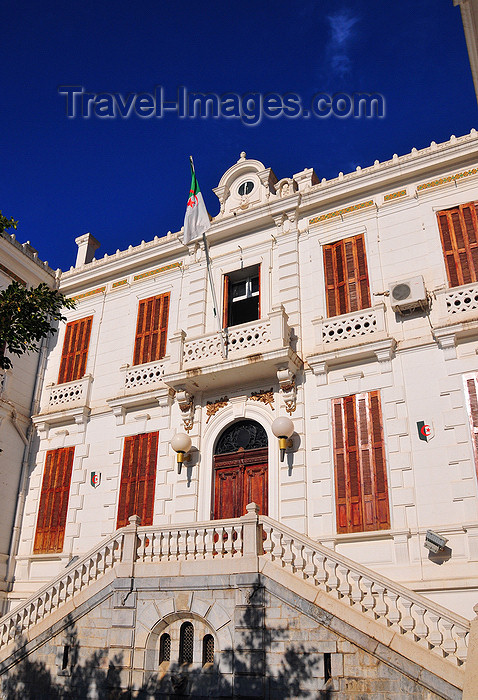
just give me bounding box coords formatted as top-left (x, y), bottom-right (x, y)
top-left (159, 633), bottom-right (171, 663)
top-left (179, 622), bottom-right (194, 664)
top-left (202, 634), bottom-right (214, 665)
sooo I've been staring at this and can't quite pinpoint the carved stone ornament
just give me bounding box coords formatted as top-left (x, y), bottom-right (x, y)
top-left (177, 390), bottom-right (194, 433)
top-left (249, 388), bottom-right (274, 410)
top-left (206, 396), bottom-right (229, 424)
top-left (277, 368), bottom-right (297, 415)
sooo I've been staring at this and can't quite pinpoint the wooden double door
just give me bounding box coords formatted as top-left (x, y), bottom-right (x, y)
top-left (213, 447), bottom-right (268, 520)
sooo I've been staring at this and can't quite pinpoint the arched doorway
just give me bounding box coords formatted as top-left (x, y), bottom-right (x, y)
top-left (212, 420), bottom-right (268, 519)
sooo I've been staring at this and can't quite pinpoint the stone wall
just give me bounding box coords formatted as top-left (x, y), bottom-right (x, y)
top-left (0, 571), bottom-right (460, 699)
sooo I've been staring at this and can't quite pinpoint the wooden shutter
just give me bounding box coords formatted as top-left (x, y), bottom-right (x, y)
top-left (465, 374), bottom-right (478, 480)
top-left (323, 234), bottom-right (371, 318)
top-left (33, 447), bottom-right (74, 553)
top-left (116, 431), bottom-right (158, 528)
top-left (332, 391), bottom-right (390, 533)
top-left (133, 293), bottom-right (170, 366)
top-left (58, 317), bottom-right (93, 384)
top-left (222, 274), bottom-right (230, 328)
top-left (437, 202), bottom-right (478, 288)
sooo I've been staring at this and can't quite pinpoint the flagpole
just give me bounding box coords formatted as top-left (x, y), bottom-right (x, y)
top-left (202, 232), bottom-right (227, 359)
top-left (189, 156), bottom-right (227, 359)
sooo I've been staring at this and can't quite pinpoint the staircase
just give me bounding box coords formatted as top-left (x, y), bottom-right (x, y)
top-left (0, 504), bottom-right (471, 682)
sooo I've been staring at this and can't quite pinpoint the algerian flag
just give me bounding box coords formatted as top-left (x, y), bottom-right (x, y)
top-left (183, 157), bottom-right (210, 244)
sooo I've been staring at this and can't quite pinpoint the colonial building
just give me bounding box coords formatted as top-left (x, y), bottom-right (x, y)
top-left (1, 132), bottom-right (478, 698)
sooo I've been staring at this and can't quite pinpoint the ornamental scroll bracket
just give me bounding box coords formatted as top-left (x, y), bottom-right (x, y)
top-left (277, 368), bottom-right (297, 415)
top-left (176, 390), bottom-right (194, 433)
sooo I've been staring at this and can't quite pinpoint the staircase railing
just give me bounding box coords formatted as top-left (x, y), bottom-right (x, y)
top-left (0, 505), bottom-right (471, 668)
top-left (261, 515), bottom-right (470, 666)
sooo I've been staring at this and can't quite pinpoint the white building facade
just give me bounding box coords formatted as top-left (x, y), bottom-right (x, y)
top-left (0, 232), bottom-right (57, 609)
top-left (2, 132), bottom-right (478, 697)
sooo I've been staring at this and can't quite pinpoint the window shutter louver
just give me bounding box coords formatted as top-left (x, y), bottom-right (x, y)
top-left (58, 317), bottom-right (93, 384)
top-left (116, 431), bottom-right (158, 529)
top-left (133, 293), bottom-right (170, 366)
top-left (34, 447), bottom-right (74, 554)
top-left (323, 234), bottom-right (371, 318)
top-left (332, 392), bottom-right (390, 534)
top-left (437, 202), bottom-right (478, 288)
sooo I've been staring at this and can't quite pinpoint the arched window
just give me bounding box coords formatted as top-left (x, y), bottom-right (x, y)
top-left (179, 622), bottom-right (194, 664)
top-left (202, 634), bottom-right (214, 665)
top-left (159, 633), bottom-right (171, 664)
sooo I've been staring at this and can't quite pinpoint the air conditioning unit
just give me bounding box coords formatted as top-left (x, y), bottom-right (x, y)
top-left (389, 276), bottom-right (428, 314)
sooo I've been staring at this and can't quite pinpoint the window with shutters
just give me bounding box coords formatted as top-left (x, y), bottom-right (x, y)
top-left (323, 234), bottom-right (371, 318)
top-left (33, 447), bottom-right (75, 554)
top-left (58, 317), bottom-right (93, 384)
top-left (464, 373), bottom-right (478, 479)
top-left (437, 202), bottom-right (478, 288)
top-left (332, 391), bottom-right (390, 534)
top-left (116, 431), bottom-right (158, 529)
top-left (133, 293), bottom-right (170, 366)
top-left (223, 264), bottom-right (260, 328)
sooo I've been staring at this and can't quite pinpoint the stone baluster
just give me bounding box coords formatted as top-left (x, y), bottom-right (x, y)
top-left (224, 526), bottom-right (233, 556)
top-left (197, 528), bottom-right (206, 558)
top-left (350, 571), bottom-right (363, 606)
top-left (374, 584), bottom-right (388, 618)
top-left (282, 536), bottom-right (294, 569)
top-left (314, 553), bottom-right (327, 587)
top-left (235, 524), bottom-right (243, 556)
top-left (326, 560), bottom-right (339, 595)
top-left (427, 614), bottom-right (443, 649)
top-left (455, 626), bottom-right (468, 663)
top-left (205, 528), bottom-right (215, 558)
top-left (400, 599), bottom-right (415, 634)
top-left (179, 529), bottom-right (188, 559)
top-left (338, 565), bottom-right (351, 600)
top-left (271, 529), bottom-right (283, 562)
top-left (442, 620), bottom-right (457, 657)
top-left (262, 524), bottom-right (273, 558)
top-left (414, 607), bottom-right (428, 640)
top-left (362, 579), bottom-right (375, 612)
top-left (303, 548), bottom-right (316, 580)
top-left (387, 592), bottom-right (401, 627)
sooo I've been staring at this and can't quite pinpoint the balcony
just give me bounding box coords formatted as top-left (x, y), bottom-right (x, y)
top-left (431, 282), bottom-right (478, 358)
top-left (32, 374), bottom-right (93, 434)
top-left (164, 304), bottom-right (302, 393)
top-left (308, 304), bottom-right (395, 378)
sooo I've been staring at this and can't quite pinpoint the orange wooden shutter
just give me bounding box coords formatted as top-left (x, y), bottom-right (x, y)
top-left (116, 431), bottom-right (158, 528)
top-left (58, 317), bottom-right (93, 384)
top-left (332, 391), bottom-right (390, 534)
top-left (437, 202), bottom-right (478, 288)
top-left (34, 447), bottom-right (74, 553)
top-left (465, 374), bottom-right (478, 480)
top-left (133, 293), bottom-right (170, 366)
top-left (323, 234), bottom-right (371, 318)
top-left (223, 274), bottom-right (230, 328)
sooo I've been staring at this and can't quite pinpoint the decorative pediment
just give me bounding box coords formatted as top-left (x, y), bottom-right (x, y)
top-left (213, 153), bottom-right (278, 216)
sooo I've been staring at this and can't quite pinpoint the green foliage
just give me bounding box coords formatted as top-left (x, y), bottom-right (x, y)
top-left (0, 282), bottom-right (76, 370)
top-left (0, 211), bottom-right (18, 234)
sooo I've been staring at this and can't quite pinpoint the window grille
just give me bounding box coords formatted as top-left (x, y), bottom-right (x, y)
top-left (202, 634), bottom-right (214, 665)
top-left (179, 622), bottom-right (194, 664)
top-left (159, 633), bottom-right (171, 663)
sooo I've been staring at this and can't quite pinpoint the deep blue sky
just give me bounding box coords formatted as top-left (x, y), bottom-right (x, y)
top-left (1, 0), bottom-right (477, 272)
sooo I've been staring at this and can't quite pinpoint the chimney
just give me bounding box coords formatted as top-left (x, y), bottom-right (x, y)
top-left (75, 233), bottom-right (100, 267)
